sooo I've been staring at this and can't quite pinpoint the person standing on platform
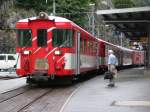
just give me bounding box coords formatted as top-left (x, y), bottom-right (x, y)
top-left (107, 50), bottom-right (118, 87)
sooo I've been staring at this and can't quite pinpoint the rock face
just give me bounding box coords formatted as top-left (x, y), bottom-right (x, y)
top-left (0, 0), bottom-right (36, 53)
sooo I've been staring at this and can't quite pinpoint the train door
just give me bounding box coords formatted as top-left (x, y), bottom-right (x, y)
top-left (75, 32), bottom-right (80, 75)
top-left (96, 42), bottom-right (99, 69)
top-left (34, 29), bottom-right (49, 71)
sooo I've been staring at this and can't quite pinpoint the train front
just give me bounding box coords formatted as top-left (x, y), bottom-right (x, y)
top-left (16, 12), bottom-right (74, 83)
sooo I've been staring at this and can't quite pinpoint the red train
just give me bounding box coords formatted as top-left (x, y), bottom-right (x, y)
top-left (103, 41), bottom-right (145, 69)
top-left (15, 12), bottom-right (144, 83)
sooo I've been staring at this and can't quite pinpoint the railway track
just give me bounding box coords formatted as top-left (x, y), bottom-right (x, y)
top-left (0, 86), bottom-right (29, 103)
top-left (0, 84), bottom-right (79, 112)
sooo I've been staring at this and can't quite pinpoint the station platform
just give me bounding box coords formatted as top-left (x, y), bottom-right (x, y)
top-left (62, 67), bottom-right (150, 112)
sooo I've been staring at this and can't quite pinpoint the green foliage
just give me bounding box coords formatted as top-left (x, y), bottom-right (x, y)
top-left (15, 0), bottom-right (96, 27)
top-left (0, 0), bottom-right (8, 5)
top-left (56, 0), bottom-right (91, 26)
top-left (15, 0), bottom-right (51, 12)
top-left (112, 0), bottom-right (135, 8)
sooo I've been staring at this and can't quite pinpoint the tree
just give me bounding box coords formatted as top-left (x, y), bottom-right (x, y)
top-left (132, 0), bottom-right (150, 7)
top-left (15, 0), bottom-right (97, 27)
top-left (112, 0), bottom-right (135, 8)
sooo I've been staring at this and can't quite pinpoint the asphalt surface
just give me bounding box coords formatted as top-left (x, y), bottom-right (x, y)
top-left (0, 72), bottom-right (26, 93)
top-left (0, 68), bottom-right (150, 112)
top-left (62, 67), bottom-right (150, 112)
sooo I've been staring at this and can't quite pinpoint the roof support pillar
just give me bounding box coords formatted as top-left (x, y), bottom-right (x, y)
top-left (144, 24), bottom-right (150, 75)
top-left (147, 25), bottom-right (150, 67)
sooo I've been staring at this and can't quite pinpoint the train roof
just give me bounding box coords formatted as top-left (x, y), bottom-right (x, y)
top-left (18, 15), bottom-right (96, 38)
top-left (18, 16), bottom-right (72, 23)
top-left (96, 38), bottom-right (134, 52)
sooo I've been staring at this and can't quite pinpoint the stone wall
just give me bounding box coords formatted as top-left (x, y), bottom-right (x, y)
top-left (0, 0), bottom-right (36, 53)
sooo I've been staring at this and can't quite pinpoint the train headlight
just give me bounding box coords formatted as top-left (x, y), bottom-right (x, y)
top-left (23, 51), bottom-right (30, 55)
top-left (54, 50), bottom-right (62, 55)
top-left (40, 13), bottom-right (44, 18)
top-left (38, 12), bottom-right (49, 19)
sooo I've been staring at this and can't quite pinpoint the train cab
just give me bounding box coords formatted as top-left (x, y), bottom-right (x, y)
top-left (16, 12), bottom-right (76, 81)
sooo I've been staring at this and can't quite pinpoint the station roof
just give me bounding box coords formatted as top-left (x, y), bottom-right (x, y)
top-left (96, 7), bottom-right (150, 40)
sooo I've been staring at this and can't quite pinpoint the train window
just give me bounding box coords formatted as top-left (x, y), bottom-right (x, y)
top-left (84, 39), bottom-right (86, 53)
top-left (80, 38), bottom-right (83, 53)
top-left (87, 41), bottom-right (90, 53)
top-left (95, 42), bottom-right (98, 53)
top-left (17, 29), bottom-right (32, 47)
top-left (52, 29), bottom-right (74, 47)
top-left (90, 41), bottom-right (93, 54)
top-left (37, 29), bottom-right (47, 47)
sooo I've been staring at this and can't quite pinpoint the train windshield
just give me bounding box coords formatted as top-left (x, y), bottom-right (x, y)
top-left (17, 29), bottom-right (32, 47)
top-left (52, 29), bottom-right (74, 47)
top-left (37, 29), bottom-right (47, 47)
